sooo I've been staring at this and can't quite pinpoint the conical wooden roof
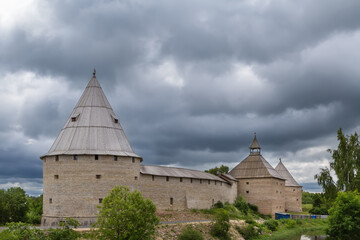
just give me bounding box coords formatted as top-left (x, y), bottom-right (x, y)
top-left (229, 154), bottom-right (284, 179)
top-left (41, 71), bottom-right (141, 159)
top-left (250, 134), bottom-right (261, 149)
top-left (275, 160), bottom-right (301, 187)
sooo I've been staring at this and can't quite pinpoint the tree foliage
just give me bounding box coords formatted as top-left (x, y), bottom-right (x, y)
top-left (0, 187), bottom-right (28, 224)
top-left (25, 195), bottom-right (43, 224)
top-left (205, 165), bottom-right (229, 176)
top-left (95, 185), bottom-right (159, 240)
top-left (315, 128), bottom-right (360, 201)
top-left (326, 191), bottom-right (360, 239)
top-left (178, 226), bottom-right (204, 240)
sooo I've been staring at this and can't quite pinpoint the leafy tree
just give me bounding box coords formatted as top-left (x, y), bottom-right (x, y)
top-left (327, 128), bottom-right (360, 192)
top-left (302, 191), bottom-right (313, 204)
top-left (326, 191), bottom-right (360, 239)
top-left (205, 165), bottom-right (229, 176)
top-left (95, 186), bottom-right (159, 240)
top-left (0, 188), bottom-right (28, 224)
top-left (26, 195), bottom-right (43, 224)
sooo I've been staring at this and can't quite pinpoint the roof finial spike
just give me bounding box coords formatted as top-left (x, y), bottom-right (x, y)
top-left (279, 158), bottom-right (282, 162)
top-left (93, 68), bottom-right (96, 77)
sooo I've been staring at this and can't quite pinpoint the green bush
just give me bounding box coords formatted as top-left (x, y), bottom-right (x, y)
top-left (263, 219), bottom-right (278, 231)
top-left (309, 204), bottom-right (328, 215)
top-left (2, 222), bottom-right (47, 240)
top-left (284, 219), bottom-right (296, 229)
top-left (327, 191), bottom-right (360, 239)
top-left (213, 200), bottom-right (224, 209)
top-left (234, 195), bottom-right (249, 215)
top-left (178, 226), bottom-right (204, 240)
top-left (248, 203), bottom-right (258, 213)
top-left (210, 209), bottom-right (230, 240)
top-left (236, 224), bottom-right (260, 240)
top-left (244, 216), bottom-right (256, 225)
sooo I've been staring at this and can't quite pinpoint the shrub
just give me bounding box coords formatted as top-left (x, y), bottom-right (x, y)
top-left (284, 219), bottom-right (296, 229)
top-left (327, 191), bottom-right (360, 239)
top-left (234, 195), bottom-right (249, 215)
top-left (309, 205), bottom-right (328, 215)
top-left (248, 203), bottom-right (258, 213)
top-left (244, 216), bottom-right (256, 225)
top-left (48, 218), bottom-right (80, 240)
top-left (213, 200), bottom-right (224, 209)
top-left (210, 209), bottom-right (230, 240)
top-left (2, 222), bottom-right (47, 240)
top-left (236, 224), bottom-right (260, 240)
top-left (263, 219), bottom-right (278, 231)
top-left (178, 226), bottom-right (204, 240)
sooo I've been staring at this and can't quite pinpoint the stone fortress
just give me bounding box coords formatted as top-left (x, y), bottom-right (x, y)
top-left (41, 71), bottom-right (302, 226)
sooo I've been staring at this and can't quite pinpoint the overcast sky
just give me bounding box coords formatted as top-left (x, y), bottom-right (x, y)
top-left (1, 0), bottom-right (360, 195)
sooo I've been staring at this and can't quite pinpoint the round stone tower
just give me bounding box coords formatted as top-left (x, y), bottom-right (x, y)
top-left (40, 70), bottom-right (142, 226)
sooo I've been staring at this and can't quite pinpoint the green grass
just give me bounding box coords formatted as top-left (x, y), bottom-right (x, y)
top-left (287, 204), bottom-right (313, 215)
top-left (254, 219), bottom-right (327, 240)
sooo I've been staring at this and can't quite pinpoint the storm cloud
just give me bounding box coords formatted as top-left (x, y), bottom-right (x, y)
top-left (1, 0), bottom-right (360, 195)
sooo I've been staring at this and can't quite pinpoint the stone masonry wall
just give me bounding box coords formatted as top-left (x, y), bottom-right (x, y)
top-left (284, 186), bottom-right (302, 212)
top-left (42, 155), bottom-right (141, 226)
top-left (137, 174), bottom-right (238, 210)
top-left (237, 178), bottom-right (286, 216)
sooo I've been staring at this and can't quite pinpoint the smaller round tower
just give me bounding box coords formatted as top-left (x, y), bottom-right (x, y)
top-left (229, 135), bottom-right (286, 216)
top-left (40, 71), bottom-right (142, 226)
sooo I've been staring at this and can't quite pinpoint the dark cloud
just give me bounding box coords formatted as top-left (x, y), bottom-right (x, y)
top-left (1, 0), bottom-right (360, 193)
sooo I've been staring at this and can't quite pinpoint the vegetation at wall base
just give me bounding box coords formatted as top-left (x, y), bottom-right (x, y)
top-left (177, 225), bottom-right (204, 240)
top-left (94, 185), bottom-right (159, 240)
top-left (210, 209), bottom-right (231, 240)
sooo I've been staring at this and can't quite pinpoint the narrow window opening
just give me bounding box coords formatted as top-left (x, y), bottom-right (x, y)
top-left (134, 176), bottom-right (138, 180)
top-left (220, 182), bottom-right (222, 186)
top-left (296, 199), bottom-right (299, 201)
top-left (293, 189), bottom-right (295, 191)
top-left (132, 157), bottom-right (135, 163)
top-left (152, 175), bottom-right (155, 181)
top-left (96, 175), bottom-right (101, 179)
top-left (114, 119), bottom-right (118, 123)
top-left (71, 114), bottom-right (80, 122)
top-left (99, 198), bottom-right (103, 204)
top-left (54, 175), bottom-right (59, 179)
top-left (71, 117), bottom-right (76, 122)
top-left (276, 190), bottom-right (278, 193)
top-left (95, 155), bottom-right (98, 160)
top-left (208, 180), bottom-right (210, 184)
top-left (246, 191), bottom-right (249, 194)
top-left (74, 155), bottom-right (78, 160)
top-left (170, 197), bottom-right (173, 205)
top-left (49, 198), bottom-right (52, 204)
top-left (190, 178), bottom-right (193, 183)
top-left (166, 176), bottom-right (169, 182)
top-left (114, 156), bottom-right (118, 161)
top-left (246, 182), bottom-right (249, 185)
top-left (200, 179), bottom-right (202, 184)
top-left (180, 178), bottom-right (183, 182)
top-left (55, 156), bottom-right (59, 161)
top-left (215, 181), bottom-right (217, 185)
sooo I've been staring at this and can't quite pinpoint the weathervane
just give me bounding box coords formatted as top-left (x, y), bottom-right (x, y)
top-left (93, 68), bottom-right (96, 76)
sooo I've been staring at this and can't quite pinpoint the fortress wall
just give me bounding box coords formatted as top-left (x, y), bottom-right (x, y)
top-left (237, 178), bottom-right (286, 216)
top-left (42, 155), bottom-right (141, 226)
top-left (284, 186), bottom-right (302, 212)
top-left (137, 174), bottom-right (238, 210)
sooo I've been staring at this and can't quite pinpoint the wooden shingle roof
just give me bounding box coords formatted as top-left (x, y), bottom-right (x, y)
top-left (229, 154), bottom-right (285, 180)
top-left (275, 160), bottom-right (301, 187)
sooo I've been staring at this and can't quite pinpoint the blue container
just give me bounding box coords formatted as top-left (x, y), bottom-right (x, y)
top-left (275, 213), bottom-right (290, 220)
